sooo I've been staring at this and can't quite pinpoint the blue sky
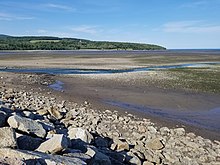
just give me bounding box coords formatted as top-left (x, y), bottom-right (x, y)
top-left (0, 0), bottom-right (220, 49)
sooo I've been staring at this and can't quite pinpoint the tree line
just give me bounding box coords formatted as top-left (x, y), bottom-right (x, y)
top-left (0, 35), bottom-right (166, 50)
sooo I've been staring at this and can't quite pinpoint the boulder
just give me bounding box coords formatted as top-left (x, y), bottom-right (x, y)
top-left (160, 127), bottom-right (170, 136)
top-left (0, 148), bottom-right (86, 165)
top-left (17, 134), bottom-right (44, 151)
top-left (0, 111), bottom-right (7, 127)
top-left (0, 127), bottom-right (17, 148)
top-left (146, 138), bottom-right (164, 150)
top-left (89, 151), bottom-right (111, 165)
top-left (148, 126), bottom-right (157, 134)
top-left (7, 115), bottom-right (46, 138)
top-left (174, 128), bottom-right (185, 136)
top-left (143, 161), bottom-right (154, 165)
top-left (0, 157), bottom-right (26, 165)
top-left (126, 151), bottom-right (142, 165)
top-left (94, 137), bottom-right (109, 148)
top-left (48, 106), bottom-right (63, 120)
top-left (111, 138), bottom-right (129, 151)
top-left (68, 127), bottom-right (93, 144)
top-left (36, 134), bottom-right (69, 154)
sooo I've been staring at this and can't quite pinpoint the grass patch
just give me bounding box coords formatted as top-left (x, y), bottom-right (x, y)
top-left (165, 67), bottom-right (220, 93)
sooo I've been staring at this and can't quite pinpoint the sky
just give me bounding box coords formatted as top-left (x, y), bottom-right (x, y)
top-left (0, 0), bottom-right (220, 49)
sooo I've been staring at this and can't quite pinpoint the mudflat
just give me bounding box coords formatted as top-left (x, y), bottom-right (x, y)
top-left (0, 50), bottom-right (220, 140)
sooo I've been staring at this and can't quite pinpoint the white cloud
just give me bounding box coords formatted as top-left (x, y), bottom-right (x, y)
top-left (0, 12), bottom-right (34, 21)
top-left (70, 25), bottom-right (99, 34)
top-left (44, 3), bottom-right (75, 11)
top-left (162, 21), bottom-right (220, 33)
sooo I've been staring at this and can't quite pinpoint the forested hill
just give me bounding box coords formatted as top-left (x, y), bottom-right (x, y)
top-left (0, 35), bottom-right (166, 50)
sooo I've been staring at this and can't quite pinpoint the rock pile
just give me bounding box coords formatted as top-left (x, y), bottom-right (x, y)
top-left (0, 88), bottom-right (220, 165)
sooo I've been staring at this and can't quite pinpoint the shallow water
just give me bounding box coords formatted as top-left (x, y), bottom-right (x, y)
top-left (48, 81), bottom-right (64, 91)
top-left (0, 62), bottom-right (219, 75)
top-left (104, 100), bottom-right (220, 132)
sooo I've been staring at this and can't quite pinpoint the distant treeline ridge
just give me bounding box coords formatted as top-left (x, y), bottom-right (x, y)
top-left (0, 35), bottom-right (166, 50)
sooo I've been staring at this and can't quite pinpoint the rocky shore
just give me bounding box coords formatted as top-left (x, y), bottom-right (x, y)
top-left (0, 87), bottom-right (220, 165)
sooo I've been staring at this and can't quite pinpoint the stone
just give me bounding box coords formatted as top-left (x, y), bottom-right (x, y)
top-left (144, 149), bottom-right (161, 164)
top-left (89, 151), bottom-right (111, 165)
top-left (0, 111), bottom-right (7, 127)
top-left (22, 111), bottom-right (35, 119)
top-left (148, 126), bottom-right (157, 134)
top-left (0, 127), bottom-right (17, 148)
top-left (64, 152), bottom-right (91, 162)
top-left (94, 137), bottom-right (109, 148)
top-left (48, 106), bottom-right (63, 120)
top-left (126, 151), bottom-right (142, 165)
top-left (0, 157), bottom-right (26, 165)
top-left (143, 161), bottom-right (154, 165)
top-left (174, 128), bottom-right (185, 136)
top-left (37, 120), bottom-right (55, 132)
top-left (85, 146), bottom-right (97, 157)
top-left (7, 115), bottom-right (46, 138)
top-left (68, 127), bottom-right (93, 144)
top-left (65, 109), bottom-right (79, 119)
top-left (0, 148), bottom-right (86, 165)
top-left (111, 138), bottom-right (129, 151)
top-left (36, 134), bottom-right (69, 154)
top-left (138, 125), bottom-right (146, 133)
top-left (37, 108), bottom-right (48, 116)
top-left (146, 138), bottom-right (164, 150)
top-left (160, 127), bottom-right (170, 136)
top-left (17, 134), bottom-right (44, 151)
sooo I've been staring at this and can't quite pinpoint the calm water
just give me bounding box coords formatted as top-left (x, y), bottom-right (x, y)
top-left (0, 49), bottom-right (220, 56)
top-left (0, 62), bottom-right (219, 75)
top-left (105, 100), bottom-right (220, 132)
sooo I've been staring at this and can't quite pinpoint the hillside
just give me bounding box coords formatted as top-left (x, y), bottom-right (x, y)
top-left (0, 35), bottom-right (166, 50)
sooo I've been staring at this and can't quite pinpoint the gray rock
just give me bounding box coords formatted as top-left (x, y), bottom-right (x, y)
top-left (22, 111), bottom-right (36, 119)
top-left (48, 106), bottom-right (63, 120)
top-left (64, 152), bottom-right (91, 162)
top-left (126, 151), bottom-right (142, 165)
top-left (36, 134), bottom-right (68, 154)
top-left (7, 115), bottom-right (46, 138)
top-left (68, 127), bottom-right (93, 144)
top-left (0, 157), bottom-right (26, 165)
top-left (37, 120), bottom-right (55, 132)
top-left (160, 127), bottom-right (170, 136)
top-left (0, 148), bottom-right (86, 165)
top-left (0, 127), bottom-right (17, 148)
top-left (17, 134), bottom-right (44, 151)
top-left (143, 161), bottom-right (154, 165)
top-left (111, 138), bottom-right (129, 151)
top-left (146, 138), bottom-right (164, 150)
top-left (0, 111), bottom-right (7, 127)
top-left (65, 109), bottom-right (79, 119)
top-left (174, 128), bottom-right (185, 136)
top-left (89, 151), bottom-right (111, 165)
top-left (85, 146), bottom-right (97, 157)
top-left (94, 137), bottom-right (109, 148)
top-left (148, 126), bottom-right (157, 134)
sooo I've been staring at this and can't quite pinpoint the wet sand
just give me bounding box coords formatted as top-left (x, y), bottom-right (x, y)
top-left (56, 74), bottom-right (220, 140)
top-left (0, 50), bottom-right (220, 140)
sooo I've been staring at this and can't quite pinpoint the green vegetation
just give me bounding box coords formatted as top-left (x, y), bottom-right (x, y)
top-left (167, 67), bottom-right (220, 93)
top-left (0, 35), bottom-right (166, 50)
top-left (151, 67), bottom-right (220, 93)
